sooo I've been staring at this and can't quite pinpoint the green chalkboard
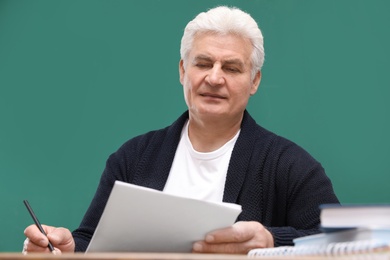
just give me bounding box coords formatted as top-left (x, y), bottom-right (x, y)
top-left (0, 0), bottom-right (389, 252)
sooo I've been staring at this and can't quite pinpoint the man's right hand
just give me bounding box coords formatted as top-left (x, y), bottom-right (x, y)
top-left (23, 224), bottom-right (75, 254)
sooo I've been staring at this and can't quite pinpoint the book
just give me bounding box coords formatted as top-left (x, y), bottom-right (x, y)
top-left (248, 228), bottom-right (390, 257)
top-left (320, 204), bottom-right (390, 230)
top-left (293, 228), bottom-right (390, 247)
top-left (86, 181), bottom-right (242, 252)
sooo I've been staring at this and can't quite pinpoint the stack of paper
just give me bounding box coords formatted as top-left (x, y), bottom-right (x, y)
top-left (86, 181), bottom-right (242, 252)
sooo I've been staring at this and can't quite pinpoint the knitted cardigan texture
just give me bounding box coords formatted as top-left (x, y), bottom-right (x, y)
top-left (72, 110), bottom-right (339, 252)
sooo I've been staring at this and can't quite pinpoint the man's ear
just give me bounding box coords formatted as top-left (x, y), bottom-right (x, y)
top-left (179, 59), bottom-right (185, 85)
top-left (250, 71), bottom-right (261, 96)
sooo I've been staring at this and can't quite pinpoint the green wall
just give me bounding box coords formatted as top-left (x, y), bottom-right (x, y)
top-left (1, 0), bottom-right (389, 252)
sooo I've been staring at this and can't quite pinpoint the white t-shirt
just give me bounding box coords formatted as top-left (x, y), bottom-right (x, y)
top-left (163, 120), bottom-right (240, 202)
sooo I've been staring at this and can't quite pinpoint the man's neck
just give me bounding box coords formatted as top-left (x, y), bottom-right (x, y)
top-left (187, 113), bottom-right (243, 152)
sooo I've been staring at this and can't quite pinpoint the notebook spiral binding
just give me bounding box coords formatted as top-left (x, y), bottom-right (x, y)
top-left (248, 240), bottom-right (390, 257)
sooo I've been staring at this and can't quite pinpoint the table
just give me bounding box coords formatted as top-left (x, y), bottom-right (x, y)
top-left (0, 253), bottom-right (249, 260)
top-left (1, 252), bottom-right (390, 260)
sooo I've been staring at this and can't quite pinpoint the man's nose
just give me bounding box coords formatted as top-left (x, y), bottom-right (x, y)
top-left (206, 66), bottom-right (225, 86)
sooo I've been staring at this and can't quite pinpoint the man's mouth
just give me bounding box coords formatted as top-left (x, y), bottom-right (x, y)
top-left (200, 93), bottom-right (226, 99)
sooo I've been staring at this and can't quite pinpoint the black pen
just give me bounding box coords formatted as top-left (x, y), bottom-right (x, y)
top-left (23, 200), bottom-right (55, 252)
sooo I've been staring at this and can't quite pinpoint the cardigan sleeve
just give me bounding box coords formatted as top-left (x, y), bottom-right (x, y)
top-left (72, 152), bottom-right (123, 251)
top-left (72, 136), bottom-right (141, 252)
top-left (266, 142), bottom-right (340, 246)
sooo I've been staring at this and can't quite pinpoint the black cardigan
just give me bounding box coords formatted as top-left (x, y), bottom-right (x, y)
top-left (73, 110), bottom-right (339, 251)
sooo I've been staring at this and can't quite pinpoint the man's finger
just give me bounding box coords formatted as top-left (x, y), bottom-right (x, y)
top-left (193, 240), bottom-right (255, 254)
top-left (24, 225), bottom-right (50, 247)
top-left (206, 221), bottom-right (258, 243)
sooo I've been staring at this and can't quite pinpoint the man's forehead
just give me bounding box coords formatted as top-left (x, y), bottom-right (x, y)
top-left (189, 33), bottom-right (252, 64)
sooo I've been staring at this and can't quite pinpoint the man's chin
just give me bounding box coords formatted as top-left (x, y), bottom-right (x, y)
top-left (191, 109), bottom-right (228, 119)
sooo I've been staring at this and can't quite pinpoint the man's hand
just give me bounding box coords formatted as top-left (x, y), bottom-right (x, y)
top-left (23, 224), bottom-right (75, 254)
top-left (192, 221), bottom-right (274, 254)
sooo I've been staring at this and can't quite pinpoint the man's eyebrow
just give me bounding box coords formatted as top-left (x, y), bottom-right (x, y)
top-left (193, 55), bottom-right (213, 62)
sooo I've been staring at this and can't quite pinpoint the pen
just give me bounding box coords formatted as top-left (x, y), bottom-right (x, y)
top-left (23, 200), bottom-right (55, 252)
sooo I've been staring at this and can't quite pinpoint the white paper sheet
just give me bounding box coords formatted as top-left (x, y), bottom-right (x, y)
top-left (86, 181), bottom-right (242, 252)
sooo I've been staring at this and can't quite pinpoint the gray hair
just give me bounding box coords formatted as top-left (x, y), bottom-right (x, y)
top-left (180, 6), bottom-right (265, 79)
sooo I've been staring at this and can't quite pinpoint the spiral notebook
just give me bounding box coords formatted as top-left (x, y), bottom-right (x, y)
top-left (248, 228), bottom-right (390, 257)
top-left (248, 240), bottom-right (390, 257)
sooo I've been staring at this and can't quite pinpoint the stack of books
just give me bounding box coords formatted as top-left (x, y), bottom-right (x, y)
top-left (248, 204), bottom-right (390, 257)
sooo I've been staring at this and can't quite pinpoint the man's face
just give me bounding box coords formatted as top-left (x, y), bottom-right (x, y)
top-left (179, 32), bottom-right (261, 122)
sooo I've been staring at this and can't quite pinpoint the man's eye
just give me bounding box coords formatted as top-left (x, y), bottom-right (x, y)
top-left (225, 67), bottom-right (240, 73)
top-left (196, 63), bottom-right (211, 68)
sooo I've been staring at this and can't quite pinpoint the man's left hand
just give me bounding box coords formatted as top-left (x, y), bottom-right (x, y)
top-left (192, 221), bottom-right (274, 254)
